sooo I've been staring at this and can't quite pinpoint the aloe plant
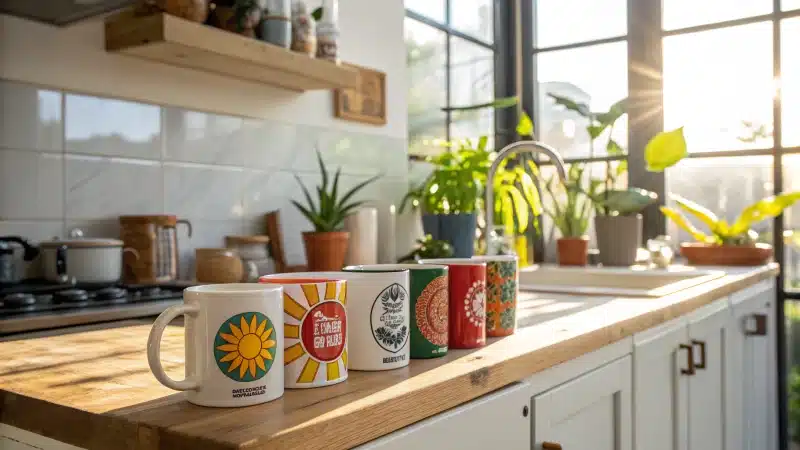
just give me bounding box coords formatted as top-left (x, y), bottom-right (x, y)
top-left (291, 151), bottom-right (379, 232)
top-left (661, 192), bottom-right (800, 246)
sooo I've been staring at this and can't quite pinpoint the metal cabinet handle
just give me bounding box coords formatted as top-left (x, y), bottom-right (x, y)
top-left (679, 343), bottom-right (695, 375)
top-left (691, 340), bottom-right (706, 370)
top-left (744, 313), bottom-right (768, 336)
top-left (542, 443), bottom-right (563, 450)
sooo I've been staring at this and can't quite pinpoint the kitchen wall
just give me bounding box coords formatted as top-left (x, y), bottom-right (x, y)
top-left (0, 1), bottom-right (409, 279)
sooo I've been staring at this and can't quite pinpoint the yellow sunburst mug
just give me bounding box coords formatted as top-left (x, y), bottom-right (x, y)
top-left (147, 283), bottom-right (284, 407)
top-left (260, 278), bottom-right (348, 389)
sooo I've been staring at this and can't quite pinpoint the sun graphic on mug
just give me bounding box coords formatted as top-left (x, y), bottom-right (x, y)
top-left (213, 312), bottom-right (277, 382)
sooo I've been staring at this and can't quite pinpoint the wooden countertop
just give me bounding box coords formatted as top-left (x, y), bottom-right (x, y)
top-left (0, 265), bottom-right (779, 450)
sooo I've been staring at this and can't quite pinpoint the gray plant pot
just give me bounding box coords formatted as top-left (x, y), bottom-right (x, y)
top-left (595, 214), bottom-right (642, 267)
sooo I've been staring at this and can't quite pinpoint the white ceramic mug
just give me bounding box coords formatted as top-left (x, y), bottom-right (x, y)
top-left (261, 270), bottom-right (410, 371)
top-left (147, 284), bottom-right (284, 407)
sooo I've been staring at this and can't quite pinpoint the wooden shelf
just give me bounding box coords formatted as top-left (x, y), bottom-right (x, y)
top-left (104, 12), bottom-right (359, 92)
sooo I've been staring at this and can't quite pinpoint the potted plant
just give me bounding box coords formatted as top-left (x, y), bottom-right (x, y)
top-left (292, 151), bottom-right (378, 271)
top-left (661, 192), bottom-right (800, 265)
top-left (396, 235), bottom-right (454, 263)
top-left (541, 164), bottom-right (593, 266)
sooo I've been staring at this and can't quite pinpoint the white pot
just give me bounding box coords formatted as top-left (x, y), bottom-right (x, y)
top-left (40, 237), bottom-right (131, 283)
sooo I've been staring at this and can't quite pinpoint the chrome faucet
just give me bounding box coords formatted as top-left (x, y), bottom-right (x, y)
top-left (485, 141), bottom-right (569, 255)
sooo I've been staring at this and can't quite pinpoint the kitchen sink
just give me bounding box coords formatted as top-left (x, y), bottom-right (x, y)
top-left (518, 265), bottom-right (725, 297)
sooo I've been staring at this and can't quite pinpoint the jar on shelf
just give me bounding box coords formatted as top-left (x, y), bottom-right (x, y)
top-left (315, 0), bottom-right (339, 62)
top-left (290, 0), bottom-right (317, 56)
top-left (260, 0), bottom-right (291, 48)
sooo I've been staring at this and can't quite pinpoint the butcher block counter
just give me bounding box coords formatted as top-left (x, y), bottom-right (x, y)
top-left (0, 265), bottom-right (779, 450)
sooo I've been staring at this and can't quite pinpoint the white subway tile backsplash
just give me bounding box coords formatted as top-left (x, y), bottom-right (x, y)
top-left (163, 163), bottom-right (245, 220)
top-left (163, 108), bottom-right (244, 166)
top-left (65, 155), bottom-right (163, 219)
top-left (65, 94), bottom-right (162, 160)
top-left (0, 149), bottom-right (64, 220)
top-left (0, 81), bottom-right (62, 152)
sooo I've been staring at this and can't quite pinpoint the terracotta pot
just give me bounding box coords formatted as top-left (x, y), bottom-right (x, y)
top-left (680, 242), bottom-right (773, 266)
top-left (302, 231), bottom-right (350, 271)
top-left (557, 237), bottom-right (589, 266)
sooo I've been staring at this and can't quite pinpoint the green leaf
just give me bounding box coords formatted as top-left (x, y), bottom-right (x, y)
top-left (294, 175), bottom-right (317, 215)
top-left (595, 98), bottom-right (627, 127)
top-left (477, 135), bottom-right (488, 152)
top-left (547, 93), bottom-right (591, 117)
top-left (312, 6), bottom-right (323, 21)
top-left (441, 96), bottom-right (518, 112)
top-left (587, 124), bottom-right (606, 139)
top-left (316, 151), bottom-right (329, 192)
top-left (660, 206), bottom-right (713, 243)
top-left (672, 194), bottom-right (720, 234)
top-left (338, 174), bottom-right (380, 209)
top-left (595, 188), bottom-right (658, 215)
top-left (729, 191), bottom-right (800, 236)
top-left (517, 111), bottom-right (534, 138)
top-left (616, 159), bottom-right (628, 177)
top-left (645, 127), bottom-right (688, 172)
top-left (606, 139), bottom-right (625, 156)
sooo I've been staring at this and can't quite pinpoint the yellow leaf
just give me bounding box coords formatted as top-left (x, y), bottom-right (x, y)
top-left (660, 206), bottom-right (712, 243)
top-left (672, 194), bottom-right (719, 234)
top-left (730, 191), bottom-right (800, 236)
top-left (645, 127), bottom-right (688, 172)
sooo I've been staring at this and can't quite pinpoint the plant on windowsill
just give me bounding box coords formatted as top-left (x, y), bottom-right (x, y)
top-left (541, 164), bottom-right (594, 266)
top-left (660, 192), bottom-right (800, 265)
top-left (292, 151), bottom-right (379, 271)
top-left (548, 93), bottom-right (687, 266)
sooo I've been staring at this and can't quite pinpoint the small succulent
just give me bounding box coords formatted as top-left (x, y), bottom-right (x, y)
top-left (291, 151), bottom-right (379, 233)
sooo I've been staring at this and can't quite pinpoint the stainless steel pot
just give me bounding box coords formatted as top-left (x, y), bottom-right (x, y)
top-left (39, 230), bottom-right (136, 284)
top-left (0, 236), bottom-right (39, 284)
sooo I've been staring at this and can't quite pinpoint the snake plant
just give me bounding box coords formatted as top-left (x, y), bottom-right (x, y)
top-left (291, 151), bottom-right (379, 232)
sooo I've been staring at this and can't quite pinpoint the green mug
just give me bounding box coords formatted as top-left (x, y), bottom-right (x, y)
top-left (344, 264), bottom-right (449, 358)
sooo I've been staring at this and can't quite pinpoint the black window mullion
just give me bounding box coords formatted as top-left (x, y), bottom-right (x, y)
top-left (627, 0), bottom-right (665, 241)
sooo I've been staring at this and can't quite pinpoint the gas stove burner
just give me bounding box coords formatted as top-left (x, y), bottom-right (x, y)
top-left (95, 287), bottom-right (128, 302)
top-left (137, 286), bottom-right (162, 297)
top-left (3, 293), bottom-right (37, 308)
top-left (54, 289), bottom-right (89, 304)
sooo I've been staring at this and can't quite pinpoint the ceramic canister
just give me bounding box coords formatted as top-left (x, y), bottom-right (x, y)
top-left (261, 270), bottom-right (410, 371)
top-left (259, 277), bottom-right (347, 388)
top-left (345, 265), bottom-right (448, 359)
top-left (418, 259), bottom-right (486, 349)
top-left (471, 255), bottom-right (518, 337)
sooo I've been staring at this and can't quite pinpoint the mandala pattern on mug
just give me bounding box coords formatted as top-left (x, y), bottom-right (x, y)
top-left (463, 280), bottom-right (487, 327)
top-left (415, 275), bottom-right (448, 346)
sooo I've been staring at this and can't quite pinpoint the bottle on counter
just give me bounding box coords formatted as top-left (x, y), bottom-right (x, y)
top-left (260, 0), bottom-right (291, 48)
top-left (315, 0), bottom-right (339, 62)
top-left (290, 0), bottom-right (317, 56)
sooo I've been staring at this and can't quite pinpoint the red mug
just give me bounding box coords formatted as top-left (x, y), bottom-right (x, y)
top-left (419, 259), bottom-right (486, 349)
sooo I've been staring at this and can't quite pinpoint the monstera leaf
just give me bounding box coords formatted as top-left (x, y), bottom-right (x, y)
top-left (594, 188), bottom-right (658, 216)
top-left (645, 127), bottom-right (688, 172)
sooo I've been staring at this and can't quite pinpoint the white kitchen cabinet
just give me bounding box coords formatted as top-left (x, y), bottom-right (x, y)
top-left (357, 381), bottom-right (530, 450)
top-left (532, 355), bottom-right (632, 450)
top-left (632, 297), bottom-right (729, 450)
top-left (686, 298), bottom-right (729, 450)
top-left (633, 316), bottom-right (691, 450)
top-left (729, 281), bottom-right (778, 450)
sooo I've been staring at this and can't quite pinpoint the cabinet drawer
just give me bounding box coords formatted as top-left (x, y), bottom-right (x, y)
top-left (357, 382), bottom-right (530, 449)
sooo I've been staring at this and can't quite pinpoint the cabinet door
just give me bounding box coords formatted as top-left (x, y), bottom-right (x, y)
top-left (687, 298), bottom-right (729, 450)
top-left (358, 382), bottom-right (530, 450)
top-left (533, 356), bottom-right (632, 450)
top-left (734, 284), bottom-right (778, 450)
top-left (633, 316), bottom-right (690, 450)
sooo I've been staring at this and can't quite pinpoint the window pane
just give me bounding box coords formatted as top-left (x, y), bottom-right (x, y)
top-left (783, 18), bottom-right (800, 147)
top-left (663, 0), bottom-right (771, 30)
top-left (666, 156), bottom-right (773, 245)
top-left (535, 0), bottom-right (627, 48)
top-left (664, 23), bottom-right (774, 152)
top-left (785, 0), bottom-right (800, 10)
top-left (540, 161), bottom-right (628, 262)
top-left (451, 0), bottom-right (494, 43)
top-left (405, 0), bottom-right (445, 23)
top-left (406, 19), bottom-right (447, 156)
top-left (536, 42), bottom-right (628, 158)
top-left (784, 155), bottom-right (800, 292)
top-left (449, 37), bottom-right (494, 140)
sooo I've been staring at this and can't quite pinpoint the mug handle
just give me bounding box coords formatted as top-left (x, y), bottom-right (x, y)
top-left (147, 304), bottom-right (200, 391)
